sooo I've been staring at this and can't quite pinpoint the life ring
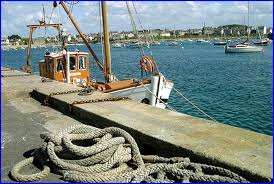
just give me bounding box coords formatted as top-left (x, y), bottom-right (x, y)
top-left (140, 56), bottom-right (154, 74)
top-left (97, 85), bottom-right (106, 91)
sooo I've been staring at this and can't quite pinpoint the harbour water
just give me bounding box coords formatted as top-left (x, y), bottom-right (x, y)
top-left (1, 41), bottom-right (272, 135)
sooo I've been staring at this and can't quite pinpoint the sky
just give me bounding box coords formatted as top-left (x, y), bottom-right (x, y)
top-left (1, 1), bottom-right (273, 37)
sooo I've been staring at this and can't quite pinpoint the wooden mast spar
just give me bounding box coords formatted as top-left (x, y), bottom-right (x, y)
top-left (102, 1), bottom-right (112, 83)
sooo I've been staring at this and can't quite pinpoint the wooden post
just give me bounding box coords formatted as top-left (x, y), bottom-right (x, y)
top-left (26, 27), bottom-right (34, 70)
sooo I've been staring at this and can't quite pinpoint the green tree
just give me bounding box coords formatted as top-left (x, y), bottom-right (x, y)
top-left (8, 34), bottom-right (21, 41)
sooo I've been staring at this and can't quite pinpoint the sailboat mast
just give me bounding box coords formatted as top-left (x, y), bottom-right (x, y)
top-left (247, 1), bottom-right (250, 40)
top-left (102, 1), bottom-right (112, 83)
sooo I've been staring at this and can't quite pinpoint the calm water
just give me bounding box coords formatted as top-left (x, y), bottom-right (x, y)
top-left (1, 41), bottom-right (272, 135)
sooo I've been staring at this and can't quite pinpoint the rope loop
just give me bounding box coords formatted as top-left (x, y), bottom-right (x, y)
top-left (10, 125), bottom-right (250, 182)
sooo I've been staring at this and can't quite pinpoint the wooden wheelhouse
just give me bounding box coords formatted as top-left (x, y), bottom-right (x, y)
top-left (39, 51), bottom-right (90, 86)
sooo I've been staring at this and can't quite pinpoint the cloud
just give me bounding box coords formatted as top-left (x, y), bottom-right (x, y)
top-left (1, 1), bottom-right (272, 37)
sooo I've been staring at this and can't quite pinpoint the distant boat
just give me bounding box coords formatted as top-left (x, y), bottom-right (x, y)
top-left (112, 43), bottom-right (125, 48)
top-left (197, 39), bottom-right (209, 43)
top-left (213, 40), bottom-right (227, 45)
top-left (167, 41), bottom-right (178, 46)
top-left (184, 38), bottom-right (193, 42)
top-left (224, 2), bottom-right (263, 53)
top-left (253, 38), bottom-right (272, 46)
top-left (225, 44), bottom-right (263, 53)
top-left (197, 22), bottom-right (210, 44)
top-left (150, 41), bottom-right (161, 45)
top-left (127, 42), bottom-right (149, 48)
top-left (213, 27), bottom-right (227, 45)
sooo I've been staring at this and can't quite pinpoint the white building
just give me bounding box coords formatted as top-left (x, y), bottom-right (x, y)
top-left (160, 32), bottom-right (170, 37)
top-left (258, 26), bottom-right (267, 35)
top-left (67, 34), bottom-right (72, 42)
top-left (126, 32), bottom-right (135, 38)
top-left (267, 27), bottom-right (272, 34)
top-left (112, 32), bottom-right (125, 40)
top-left (87, 36), bottom-right (94, 42)
top-left (1, 36), bottom-right (9, 45)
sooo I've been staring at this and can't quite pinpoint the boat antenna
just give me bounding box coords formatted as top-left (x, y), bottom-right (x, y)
top-left (42, 3), bottom-right (46, 25)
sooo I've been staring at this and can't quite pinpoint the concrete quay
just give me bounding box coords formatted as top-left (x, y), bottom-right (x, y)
top-left (1, 67), bottom-right (272, 182)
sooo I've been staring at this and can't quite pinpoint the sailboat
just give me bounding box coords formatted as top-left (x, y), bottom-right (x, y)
top-left (21, 1), bottom-right (174, 109)
top-left (197, 23), bottom-right (209, 44)
top-left (213, 27), bottom-right (227, 45)
top-left (225, 2), bottom-right (263, 53)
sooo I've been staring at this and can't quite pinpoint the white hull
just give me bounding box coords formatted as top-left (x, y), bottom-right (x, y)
top-left (109, 75), bottom-right (174, 109)
top-left (197, 39), bottom-right (209, 43)
top-left (225, 45), bottom-right (263, 53)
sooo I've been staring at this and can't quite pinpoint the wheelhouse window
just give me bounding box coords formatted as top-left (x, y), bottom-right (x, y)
top-left (56, 58), bottom-right (64, 72)
top-left (46, 57), bottom-right (53, 73)
top-left (70, 56), bottom-right (76, 70)
top-left (79, 56), bottom-right (87, 70)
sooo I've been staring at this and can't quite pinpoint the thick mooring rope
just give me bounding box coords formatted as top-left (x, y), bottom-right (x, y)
top-left (10, 125), bottom-right (249, 182)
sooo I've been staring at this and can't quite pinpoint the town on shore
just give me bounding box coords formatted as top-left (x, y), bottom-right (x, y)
top-left (1, 24), bottom-right (272, 49)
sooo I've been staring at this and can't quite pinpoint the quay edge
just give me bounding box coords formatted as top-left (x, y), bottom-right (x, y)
top-left (1, 67), bottom-right (272, 182)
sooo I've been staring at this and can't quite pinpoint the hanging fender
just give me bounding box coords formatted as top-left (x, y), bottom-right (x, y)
top-left (140, 56), bottom-right (154, 74)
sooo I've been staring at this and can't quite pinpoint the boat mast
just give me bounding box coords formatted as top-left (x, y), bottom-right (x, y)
top-left (59, 1), bottom-right (105, 73)
top-left (101, 1), bottom-right (112, 83)
top-left (247, 1), bottom-right (250, 41)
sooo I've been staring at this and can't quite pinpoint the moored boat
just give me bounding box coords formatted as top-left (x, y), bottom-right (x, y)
top-left (225, 44), bottom-right (263, 53)
top-left (213, 41), bottom-right (227, 45)
top-left (253, 38), bottom-right (272, 46)
top-left (111, 43), bottom-right (125, 48)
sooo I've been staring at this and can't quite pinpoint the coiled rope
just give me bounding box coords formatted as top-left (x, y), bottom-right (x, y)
top-left (10, 125), bottom-right (249, 182)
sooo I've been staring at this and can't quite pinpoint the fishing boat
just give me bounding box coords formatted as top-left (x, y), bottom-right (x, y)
top-left (224, 2), bottom-right (263, 53)
top-left (20, 1), bottom-right (174, 109)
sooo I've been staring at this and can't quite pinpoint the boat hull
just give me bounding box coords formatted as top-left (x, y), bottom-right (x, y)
top-left (109, 76), bottom-right (174, 109)
top-left (225, 46), bottom-right (263, 53)
top-left (213, 42), bottom-right (227, 45)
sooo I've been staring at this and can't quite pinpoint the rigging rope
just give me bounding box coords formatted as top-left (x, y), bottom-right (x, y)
top-left (172, 86), bottom-right (218, 122)
top-left (9, 124), bottom-right (249, 182)
top-left (137, 79), bottom-right (177, 112)
top-left (131, 1), bottom-right (153, 48)
top-left (126, 2), bottom-right (145, 57)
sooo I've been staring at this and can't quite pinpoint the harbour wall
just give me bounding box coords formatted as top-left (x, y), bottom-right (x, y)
top-left (1, 67), bottom-right (272, 182)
